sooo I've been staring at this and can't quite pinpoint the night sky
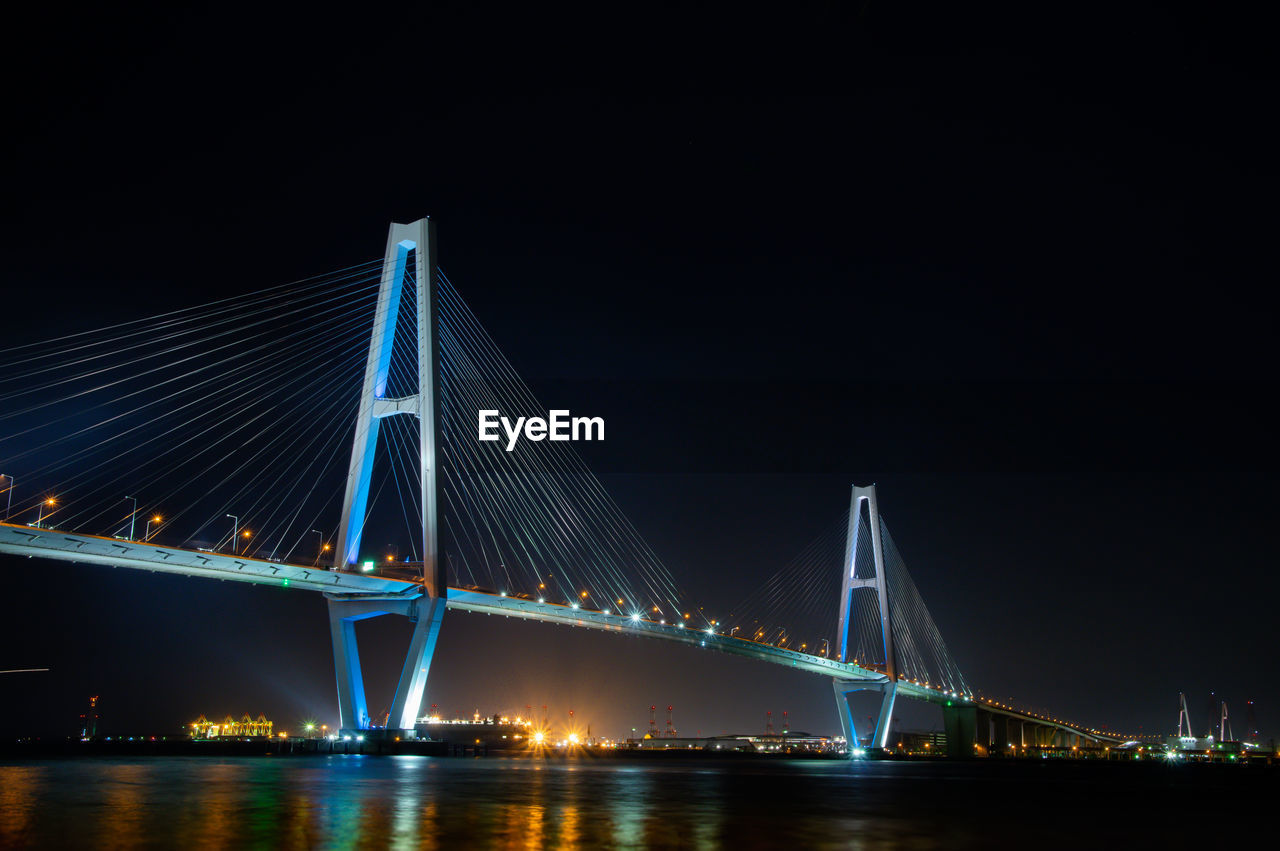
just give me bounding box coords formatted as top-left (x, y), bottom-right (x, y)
top-left (2, 5), bottom-right (1275, 742)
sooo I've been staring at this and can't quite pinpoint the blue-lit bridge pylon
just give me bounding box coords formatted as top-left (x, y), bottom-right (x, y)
top-left (326, 218), bottom-right (444, 737)
top-left (832, 484), bottom-right (898, 752)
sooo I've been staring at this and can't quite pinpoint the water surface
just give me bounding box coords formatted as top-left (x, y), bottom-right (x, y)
top-left (1, 755), bottom-right (1273, 848)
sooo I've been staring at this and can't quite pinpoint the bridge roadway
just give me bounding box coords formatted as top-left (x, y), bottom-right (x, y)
top-left (1, 521), bottom-right (1118, 746)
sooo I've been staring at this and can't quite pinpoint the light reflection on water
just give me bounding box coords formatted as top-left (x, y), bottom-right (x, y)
top-left (99, 762), bottom-right (151, 847)
top-left (0, 755), bottom-right (1274, 848)
top-left (0, 764), bottom-right (43, 841)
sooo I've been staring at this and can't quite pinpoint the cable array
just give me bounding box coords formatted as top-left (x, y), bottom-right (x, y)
top-left (724, 508), bottom-right (969, 694)
top-left (879, 519), bottom-right (969, 694)
top-left (722, 512), bottom-right (847, 654)
top-left (436, 271), bottom-right (702, 625)
top-left (0, 255), bottom-right (966, 692)
top-left (0, 261), bottom-right (385, 562)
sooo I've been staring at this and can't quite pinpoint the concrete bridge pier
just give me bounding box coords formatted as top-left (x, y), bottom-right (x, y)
top-left (994, 715), bottom-right (1015, 756)
top-left (942, 703), bottom-right (978, 758)
top-left (945, 705), bottom-right (1045, 758)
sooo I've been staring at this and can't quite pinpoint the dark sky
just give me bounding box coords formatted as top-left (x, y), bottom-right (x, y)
top-left (2, 5), bottom-right (1275, 742)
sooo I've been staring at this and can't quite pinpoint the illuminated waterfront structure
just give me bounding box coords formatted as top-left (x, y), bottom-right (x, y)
top-left (190, 713), bottom-right (274, 739)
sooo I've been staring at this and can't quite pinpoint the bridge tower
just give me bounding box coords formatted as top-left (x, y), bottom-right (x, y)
top-left (326, 218), bottom-right (446, 738)
top-left (831, 484), bottom-right (899, 754)
top-left (1177, 692), bottom-right (1193, 738)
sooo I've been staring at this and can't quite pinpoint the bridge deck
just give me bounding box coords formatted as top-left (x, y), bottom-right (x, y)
top-left (1, 521), bottom-right (1115, 742)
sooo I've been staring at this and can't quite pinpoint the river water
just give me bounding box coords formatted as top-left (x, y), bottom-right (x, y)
top-left (1, 755), bottom-right (1274, 848)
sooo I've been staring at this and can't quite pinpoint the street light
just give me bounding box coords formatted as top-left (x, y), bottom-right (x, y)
top-left (311, 529), bottom-right (325, 566)
top-left (124, 495), bottom-right (138, 540)
top-left (146, 515), bottom-right (162, 541)
top-left (241, 528), bottom-right (252, 555)
top-left (36, 497), bottom-right (56, 527)
top-left (1, 474), bottom-right (12, 520)
top-left (225, 515), bottom-right (238, 552)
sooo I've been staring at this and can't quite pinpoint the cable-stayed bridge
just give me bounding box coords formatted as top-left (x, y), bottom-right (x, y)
top-left (0, 220), bottom-right (1120, 756)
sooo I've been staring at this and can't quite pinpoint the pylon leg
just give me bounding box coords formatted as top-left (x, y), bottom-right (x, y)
top-left (832, 678), bottom-right (860, 757)
top-left (872, 683), bottom-right (898, 749)
top-left (388, 596), bottom-right (446, 733)
top-left (329, 599), bottom-right (373, 732)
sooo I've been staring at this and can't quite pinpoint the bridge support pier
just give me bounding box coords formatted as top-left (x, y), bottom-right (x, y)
top-left (943, 703), bottom-right (977, 758)
top-left (832, 678), bottom-right (897, 755)
top-left (328, 594), bottom-right (445, 737)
